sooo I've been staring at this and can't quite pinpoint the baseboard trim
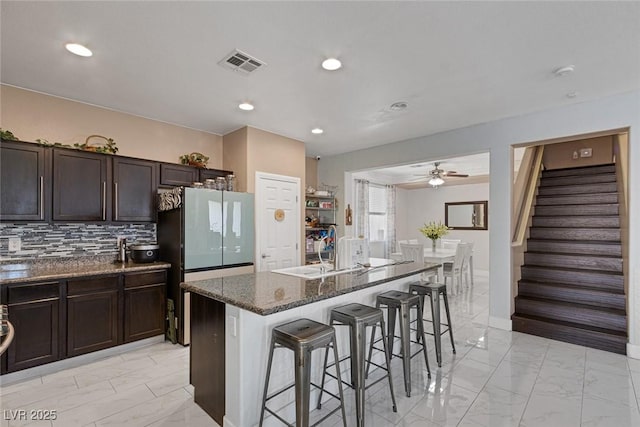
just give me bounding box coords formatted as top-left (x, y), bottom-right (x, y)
top-left (223, 417), bottom-right (237, 427)
top-left (489, 316), bottom-right (512, 331)
top-left (0, 335), bottom-right (165, 386)
top-left (627, 342), bottom-right (640, 359)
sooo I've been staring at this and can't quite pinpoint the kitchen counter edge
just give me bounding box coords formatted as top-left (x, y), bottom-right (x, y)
top-left (0, 261), bottom-right (171, 284)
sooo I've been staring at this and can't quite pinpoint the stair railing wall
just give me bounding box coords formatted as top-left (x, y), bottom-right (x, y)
top-left (613, 133), bottom-right (629, 297)
top-left (511, 145), bottom-right (545, 296)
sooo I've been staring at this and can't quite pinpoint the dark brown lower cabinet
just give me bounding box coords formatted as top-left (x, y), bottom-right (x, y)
top-left (124, 271), bottom-right (167, 343)
top-left (67, 276), bottom-right (120, 357)
top-left (1, 269), bottom-right (168, 375)
top-left (190, 292), bottom-right (225, 425)
top-left (5, 281), bottom-right (62, 373)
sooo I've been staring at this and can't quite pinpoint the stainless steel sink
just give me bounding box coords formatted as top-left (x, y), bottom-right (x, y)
top-left (272, 264), bottom-right (361, 279)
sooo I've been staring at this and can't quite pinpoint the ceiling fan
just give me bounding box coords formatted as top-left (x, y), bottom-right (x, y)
top-left (413, 162), bottom-right (469, 188)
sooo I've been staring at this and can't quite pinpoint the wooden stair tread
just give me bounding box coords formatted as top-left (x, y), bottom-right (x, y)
top-left (541, 164), bottom-right (615, 178)
top-left (512, 314), bottom-right (627, 355)
top-left (515, 297), bottom-right (626, 332)
top-left (535, 204), bottom-right (619, 216)
top-left (518, 279), bottom-right (625, 297)
top-left (512, 313), bottom-right (627, 338)
top-left (539, 173), bottom-right (617, 187)
top-left (521, 264), bottom-right (622, 276)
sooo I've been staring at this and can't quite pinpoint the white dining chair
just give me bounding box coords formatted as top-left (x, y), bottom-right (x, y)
top-left (399, 243), bottom-right (438, 282)
top-left (396, 239), bottom-right (408, 252)
top-left (399, 243), bottom-right (424, 265)
top-left (442, 243), bottom-right (470, 295)
top-left (440, 239), bottom-right (461, 250)
top-left (408, 239), bottom-right (419, 244)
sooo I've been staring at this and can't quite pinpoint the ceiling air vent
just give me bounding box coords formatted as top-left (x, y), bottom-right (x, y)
top-left (218, 49), bottom-right (266, 75)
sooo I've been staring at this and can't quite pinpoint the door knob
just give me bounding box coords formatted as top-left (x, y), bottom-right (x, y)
top-left (261, 254), bottom-right (271, 258)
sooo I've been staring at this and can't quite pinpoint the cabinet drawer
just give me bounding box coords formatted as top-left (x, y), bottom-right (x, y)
top-left (124, 270), bottom-right (166, 288)
top-left (67, 275), bottom-right (119, 296)
top-left (7, 282), bottom-right (60, 304)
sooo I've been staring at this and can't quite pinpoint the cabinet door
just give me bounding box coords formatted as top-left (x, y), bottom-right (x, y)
top-left (124, 284), bottom-right (166, 342)
top-left (0, 141), bottom-right (49, 221)
top-left (6, 281), bottom-right (61, 373)
top-left (123, 271), bottom-right (166, 343)
top-left (53, 149), bottom-right (109, 221)
top-left (160, 163), bottom-right (197, 187)
top-left (222, 191), bottom-right (254, 266)
top-left (67, 276), bottom-right (120, 357)
top-left (113, 157), bottom-right (158, 222)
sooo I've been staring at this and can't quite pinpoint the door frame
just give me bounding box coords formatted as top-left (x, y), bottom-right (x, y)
top-left (254, 171), bottom-right (301, 272)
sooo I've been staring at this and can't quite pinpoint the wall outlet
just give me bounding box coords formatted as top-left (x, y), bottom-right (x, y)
top-left (8, 237), bottom-right (21, 252)
top-left (580, 148), bottom-right (593, 158)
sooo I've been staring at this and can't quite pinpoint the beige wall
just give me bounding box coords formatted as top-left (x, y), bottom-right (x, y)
top-left (246, 127), bottom-right (306, 193)
top-left (222, 127), bottom-right (249, 192)
top-left (0, 85), bottom-right (223, 166)
top-left (543, 135), bottom-right (613, 170)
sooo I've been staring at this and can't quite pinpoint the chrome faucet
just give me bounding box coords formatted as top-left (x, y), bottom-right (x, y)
top-left (328, 224), bottom-right (338, 270)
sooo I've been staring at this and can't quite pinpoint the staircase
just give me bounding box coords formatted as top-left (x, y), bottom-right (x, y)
top-left (512, 163), bottom-right (626, 354)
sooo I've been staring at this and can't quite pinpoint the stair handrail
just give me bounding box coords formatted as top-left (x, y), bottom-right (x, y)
top-left (512, 145), bottom-right (544, 246)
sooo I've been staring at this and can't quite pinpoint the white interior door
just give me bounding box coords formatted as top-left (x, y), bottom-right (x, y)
top-left (255, 172), bottom-right (300, 271)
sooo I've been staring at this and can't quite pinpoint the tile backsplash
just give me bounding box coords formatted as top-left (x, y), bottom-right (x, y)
top-left (0, 223), bottom-right (156, 261)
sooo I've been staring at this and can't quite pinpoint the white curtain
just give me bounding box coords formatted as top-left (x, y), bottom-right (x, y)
top-left (355, 179), bottom-right (369, 239)
top-left (385, 184), bottom-right (396, 258)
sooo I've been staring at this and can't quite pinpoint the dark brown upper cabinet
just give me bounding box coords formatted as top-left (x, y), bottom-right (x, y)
top-left (113, 157), bottom-right (158, 222)
top-left (53, 148), bottom-right (110, 222)
top-left (0, 140), bottom-right (50, 221)
top-left (199, 168), bottom-right (232, 182)
top-left (160, 163), bottom-right (198, 187)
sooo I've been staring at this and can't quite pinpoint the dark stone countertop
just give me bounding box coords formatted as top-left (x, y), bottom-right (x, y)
top-left (181, 259), bottom-right (440, 316)
top-left (0, 256), bottom-right (171, 284)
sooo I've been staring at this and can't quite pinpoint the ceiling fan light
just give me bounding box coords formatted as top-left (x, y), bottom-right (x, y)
top-left (428, 176), bottom-right (444, 187)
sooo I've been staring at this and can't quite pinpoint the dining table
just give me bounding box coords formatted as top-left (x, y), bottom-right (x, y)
top-left (390, 247), bottom-right (474, 285)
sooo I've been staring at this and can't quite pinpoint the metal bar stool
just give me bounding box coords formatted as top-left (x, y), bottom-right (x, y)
top-left (409, 282), bottom-right (456, 367)
top-left (259, 318), bottom-right (348, 427)
top-left (317, 303), bottom-right (397, 427)
top-left (367, 290), bottom-right (431, 397)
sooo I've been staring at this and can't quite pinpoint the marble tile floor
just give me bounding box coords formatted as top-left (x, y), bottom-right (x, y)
top-left (1, 273), bottom-right (639, 426)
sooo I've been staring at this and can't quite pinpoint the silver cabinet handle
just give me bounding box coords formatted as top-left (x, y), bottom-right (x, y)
top-left (114, 182), bottom-right (119, 221)
top-left (102, 181), bottom-right (106, 220)
top-left (39, 176), bottom-right (44, 220)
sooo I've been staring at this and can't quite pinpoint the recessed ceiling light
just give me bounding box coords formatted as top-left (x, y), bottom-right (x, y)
top-left (566, 91), bottom-right (579, 98)
top-left (554, 65), bottom-right (575, 77)
top-left (321, 58), bottom-right (342, 71)
top-left (65, 43), bottom-right (92, 57)
top-left (390, 101), bottom-right (408, 111)
top-left (311, 128), bottom-right (324, 134)
top-left (238, 102), bottom-right (254, 111)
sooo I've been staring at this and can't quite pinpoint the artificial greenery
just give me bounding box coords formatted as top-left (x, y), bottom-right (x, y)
top-left (180, 152), bottom-right (209, 167)
top-left (0, 128), bottom-right (18, 141)
top-left (36, 138), bottom-right (69, 147)
top-left (418, 221), bottom-right (450, 240)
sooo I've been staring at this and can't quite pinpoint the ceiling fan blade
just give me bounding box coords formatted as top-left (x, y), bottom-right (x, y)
top-left (446, 173), bottom-right (469, 177)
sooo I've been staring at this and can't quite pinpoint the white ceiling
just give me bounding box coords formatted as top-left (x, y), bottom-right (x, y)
top-left (352, 152), bottom-right (490, 188)
top-left (2, 1), bottom-right (639, 157)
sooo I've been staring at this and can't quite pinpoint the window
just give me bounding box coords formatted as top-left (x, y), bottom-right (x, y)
top-left (368, 184), bottom-right (387, 242)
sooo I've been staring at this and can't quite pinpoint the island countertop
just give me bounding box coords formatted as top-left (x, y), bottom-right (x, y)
top-left (181, 259), bottom-right (440, 315)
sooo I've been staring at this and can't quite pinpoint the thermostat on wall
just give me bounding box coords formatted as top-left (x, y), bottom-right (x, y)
top-left (579, 148), bottom-right (593, 158)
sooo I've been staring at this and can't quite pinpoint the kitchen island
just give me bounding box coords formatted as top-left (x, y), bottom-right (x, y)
top-left (181, 259), bottom-right (440, 427)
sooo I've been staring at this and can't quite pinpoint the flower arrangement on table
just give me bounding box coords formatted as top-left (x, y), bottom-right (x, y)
top-left (418, 221), bottom-right (450, 251)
